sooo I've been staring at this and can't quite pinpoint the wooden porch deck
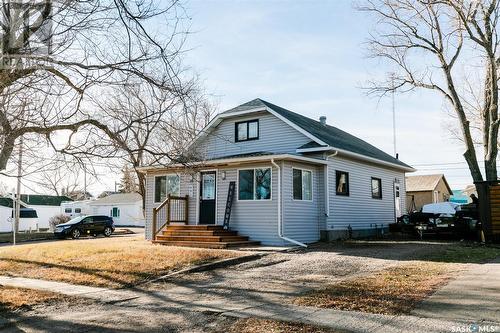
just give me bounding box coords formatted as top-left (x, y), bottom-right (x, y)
top-left (152, 195), bottom-right (259, 249)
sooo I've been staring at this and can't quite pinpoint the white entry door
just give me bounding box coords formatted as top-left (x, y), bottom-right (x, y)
top-left (394, 182), bottom-right (401, 220)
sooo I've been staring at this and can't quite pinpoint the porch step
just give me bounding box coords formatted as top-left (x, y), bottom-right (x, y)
top-left (166, 225), bottom-right (224, 231)
top-left (161, 230), bottom-right (238, 237)
top-left (152, 240), bottom-right (261, 249)
top-left (153, 224), bottom-right (259, 249)
top-left (156, 235), bottom-right (249, 242)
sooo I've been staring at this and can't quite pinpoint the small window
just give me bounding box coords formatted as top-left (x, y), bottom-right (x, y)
top-left (336, 171), bottom-right (349, 196)
top-left (74, 208), bottom-right (81, 214)
top-left (235, 120), bottom-right (259, 142)
top-left (238, 168), bottom-right (271, 200)
top-left (371, 177), bottom-right (382, 199)
top-left (64, 208), bottom-right (72, 214)
top-left (111, 207), bottom-right (120, 217)
top-left (155, 175), bottom-right (180, 202)
top-left (293, 168), bottom-right (313, 201)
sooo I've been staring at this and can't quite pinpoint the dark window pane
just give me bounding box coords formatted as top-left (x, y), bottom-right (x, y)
top-left (371, 178), bottom-right (382, 199)
top-left (65, 208), bottom-right (72, 213)
top-left (293, 169), bottom-right (302, 200)
top-left (238, 170), bottom-right (254, 200)
top-left (155, 176), bottom-right (167, 202)
top-left (336, 171), bottom-right (349, 196)
top-left (74, 208), bottom-right (81, 214)
top-left (255, 168), bottom-right (271, 200)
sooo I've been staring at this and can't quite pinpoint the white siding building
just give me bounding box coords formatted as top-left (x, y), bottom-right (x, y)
top-left (89, 193), bottom-right (145, 227)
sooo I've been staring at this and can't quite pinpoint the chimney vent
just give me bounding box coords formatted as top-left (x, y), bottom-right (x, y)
top-left (319, 116), bottom-right (327, 126)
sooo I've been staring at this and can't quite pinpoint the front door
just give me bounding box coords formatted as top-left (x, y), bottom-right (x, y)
top-left (394, 182), bottom-right (401, 220)
top-left (199, 171), bottom-right (216, 224)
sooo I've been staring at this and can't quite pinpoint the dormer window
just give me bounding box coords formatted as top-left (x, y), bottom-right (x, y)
top-left (235, 119), bottom-right (259, 142)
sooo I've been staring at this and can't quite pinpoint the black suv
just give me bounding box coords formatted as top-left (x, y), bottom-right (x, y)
top-left (54, 215), bottom-right (115, 239)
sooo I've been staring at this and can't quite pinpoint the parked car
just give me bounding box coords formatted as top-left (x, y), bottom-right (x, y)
top-left (390, 202), bottom-right (479, 239)
top-left (54, 215), bottom-right (115, 239)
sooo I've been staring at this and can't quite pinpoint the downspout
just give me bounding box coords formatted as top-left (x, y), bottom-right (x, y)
top-left (324, 150), bottom-right (338, 217)
top-left (271, 159), bottom-right (307, 248)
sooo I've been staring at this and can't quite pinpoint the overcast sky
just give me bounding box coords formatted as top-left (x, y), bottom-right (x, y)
top-left (0, 0), bottom-right (490, 196)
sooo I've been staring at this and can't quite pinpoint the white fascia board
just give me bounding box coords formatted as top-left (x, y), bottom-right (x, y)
top-left (296, 147), bottom-right (332, 153)
top-left (333, 148), bottom-right (415, 172)
top-left (138, 154), bottom-right (328, 173)
top-left (297, 146), bottom-right (415, 172)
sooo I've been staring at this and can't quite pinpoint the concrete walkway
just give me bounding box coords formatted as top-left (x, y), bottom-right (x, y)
top-left (0, 274), bottom-right (496, 333)
top-left (413, 258), bottom-right (500, 324)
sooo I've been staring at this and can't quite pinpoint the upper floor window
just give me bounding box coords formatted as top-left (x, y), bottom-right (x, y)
top-left (235, 119), bottom-right (259, 142)
top-left (371, 177), bottom-right (382, 199)
top-left (238, 168), bottom-right (271, 200)
top-left (155, 175), bottom-right (180, 202)
top-left (336, 170), bottom-right (349, 196)
top-left (293, 168), bottom-right (312, 201)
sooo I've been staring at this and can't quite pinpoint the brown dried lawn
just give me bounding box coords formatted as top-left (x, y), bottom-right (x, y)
top-left (0, 286), bottom-right (67, 310)
top-left (0, 236), bottom-right (242, 288)
top-left (228, 318), bottom-right (343, 333)
top-left (295, 261), bottom-right (457, 315)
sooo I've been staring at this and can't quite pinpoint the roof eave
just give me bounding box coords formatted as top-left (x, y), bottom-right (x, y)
top-left (297, 146), bottom-right (415, 172)
top-left (137, 154), bottom-right (328, 174)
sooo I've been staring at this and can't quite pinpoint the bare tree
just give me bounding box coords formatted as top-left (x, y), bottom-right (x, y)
top-left (361, 0), bottom-right (500, 182)
top-left (0, 0), bottom-right (192, 172)
top-left (50, 82), bottom-right (215, 204)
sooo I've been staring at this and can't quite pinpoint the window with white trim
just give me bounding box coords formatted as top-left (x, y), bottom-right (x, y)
top-left (293, 168), bottom-right (312, 200)
top-left (238, 168), bottom-right (271, 200)
top-left (111, 207), bottom-right (120, 217)
top-left (154, 175), bottom-right (180, 202)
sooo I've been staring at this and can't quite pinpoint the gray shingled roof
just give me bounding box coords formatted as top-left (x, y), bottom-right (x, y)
top-left (224, 98), bottom-right (412, 169)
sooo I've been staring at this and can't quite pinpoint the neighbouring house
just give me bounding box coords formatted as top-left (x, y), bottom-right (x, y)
top-left (139, 98), bottom-right (414, 246)
top-left (98, 191), bottom-right (121, 198)
top-left (0, 198), bottom-right (38, 232)
top-left (88, 193), bottom-right (145, 227)
top-left (405, 174), bottom-right (453, 212)
top-left (19, 194), bottom-right (73, 230)
top-left (61, 200), bottom-right (93, 218)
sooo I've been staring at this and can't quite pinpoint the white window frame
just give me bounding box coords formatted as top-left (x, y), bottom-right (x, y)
top-left (154, 174), bottom-right (181, 203)
top-left (292, 167), bottom-right (313, 202)
top-left (236, 167), bottom-right (273, 201)
top-left (110, 207), bottom-right (120, 218)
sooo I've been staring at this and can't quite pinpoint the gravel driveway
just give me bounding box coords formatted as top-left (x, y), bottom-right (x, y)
top-left (147, 241), bottom-right (447, 304)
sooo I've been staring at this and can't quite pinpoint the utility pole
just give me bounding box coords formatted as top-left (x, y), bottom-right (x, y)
top-left (14, 135), bottom-right (23, 245)
top-left (391, 73), bottom-right (397, 157)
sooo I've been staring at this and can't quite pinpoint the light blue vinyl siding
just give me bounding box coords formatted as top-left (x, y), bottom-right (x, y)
top-left (326, 155), bottom-right (406, 231)
top-left (281, 161), bottom-right (322, 244)
top-left (215, 163), bottom-right (282, 245)
top-left (194, 112), bottom-right (311, 159)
